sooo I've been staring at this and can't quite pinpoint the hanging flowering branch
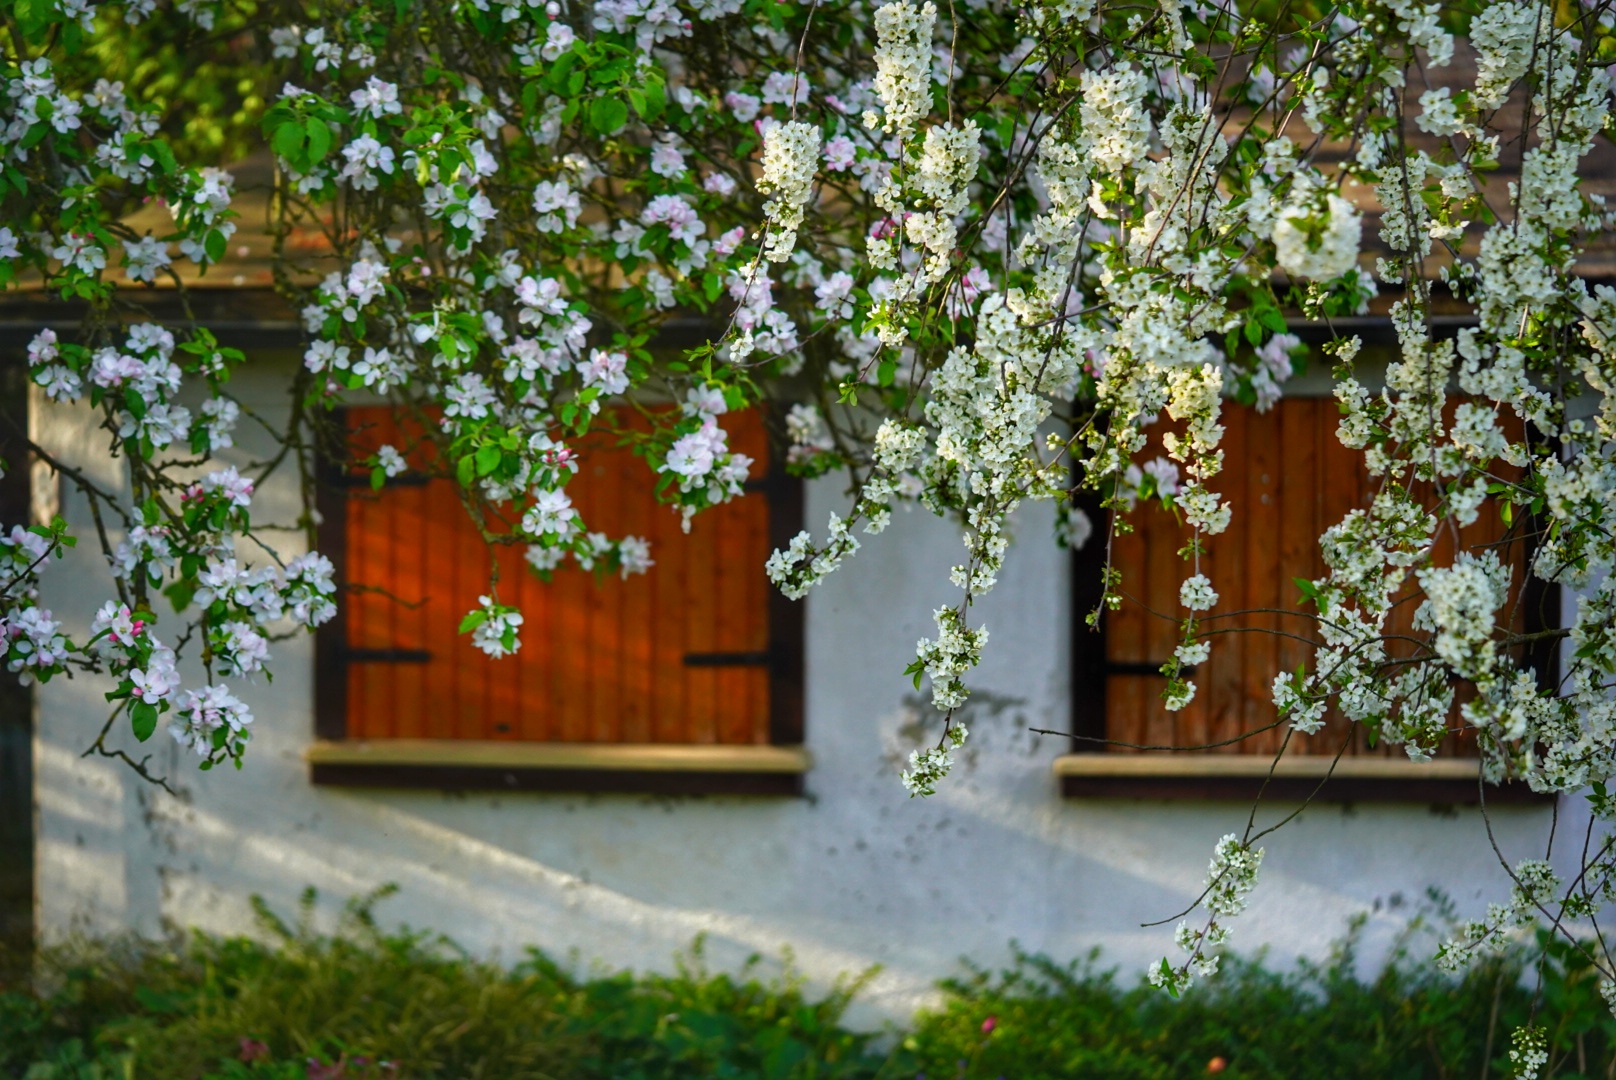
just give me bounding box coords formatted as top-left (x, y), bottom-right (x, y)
top-left (5, 0), bottom-right (1616, 1064)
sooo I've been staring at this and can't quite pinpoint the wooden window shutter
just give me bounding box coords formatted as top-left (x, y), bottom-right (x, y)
top-left (1071, 397), bottom-right (1547, 759)
top-left (315, 406), bottom-right (802, 747)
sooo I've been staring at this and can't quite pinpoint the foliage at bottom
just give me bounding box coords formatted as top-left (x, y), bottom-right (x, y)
top-left (2, 891), bottom-right (1613, 1079)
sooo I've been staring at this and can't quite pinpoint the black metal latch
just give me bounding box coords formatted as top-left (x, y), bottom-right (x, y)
top-left (340, 648), bottom-right (433, 664)
top-left (682, 651), bottom-right (771, 667)
top-left (1105, 660), bottom-right (1197, 677)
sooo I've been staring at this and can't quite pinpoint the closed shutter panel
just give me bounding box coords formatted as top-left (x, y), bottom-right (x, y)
top-left (1097, 398), bottom-right (1533, 758)
top-left (330, 406), bottom-right (778, 745)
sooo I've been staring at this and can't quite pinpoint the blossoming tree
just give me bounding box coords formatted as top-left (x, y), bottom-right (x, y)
top-left (3, 0), bottom-right (1615, 1067)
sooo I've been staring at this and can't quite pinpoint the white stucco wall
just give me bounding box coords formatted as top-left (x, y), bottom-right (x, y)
top-left (32, 358), bottom-right (1558, 1024)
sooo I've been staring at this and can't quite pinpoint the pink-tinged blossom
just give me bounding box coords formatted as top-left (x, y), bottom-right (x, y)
top-left (5, 606), bottom-right (69, 681)
top-left (824, 135), bottom-right (856, 171)
top-left (129, 653), bottom-right (179, 705)
top-left (51, 233), bottom-right (105, 275)
top-left (168, 683), bottom-right (252, 758)
top-left (662, 419), bottom-right (729, 483)
top-left (340, 135), bottom-right (395, 190)
top-left (304, 340), bottom-right (351, 373)
top-left (200, 466), bottom-right (255, 509)
top-left (641, 194), bottom-right (704, 246)
top-left (579, 348), bottom-right (630, 395)
top-left (26, 329), bottom-right (57, 366)
top-left (724, 91), bottom-right (760, 121)
top-left (541, 22), bottom-right (576, 59)
top-left (524, 488), bottom-right (575, 536)
top-left (684, 384), bottom-right (727, 419)
top-left (525, 544), bottom-right (566, 572)
top-left (444, 372), bottom-right (497, 420)
top-left (351, 346), bottom-right (403, 391)
top-left (650, 139), bottom-right (688, 178)
top-left (90, 601), bottom-right (143, 649)
top-left (123, 235), bottom-right (171, 282)
top-left (761, 71), bottom-right (811, 106)
top-left (198, 397), bottom-right (240, 450)
top-left (212, 620), bottom-right (270, 676)
top-left (111, 524), bottom-right (174, 580)
top-left (350, 76), bottom-right (401, 117)
top-left (283, 553), bottom-right (337, 627)
top-left (532, 179), bottom-right (581, 233)
top-left (712, 225), bottom-right (747, 257)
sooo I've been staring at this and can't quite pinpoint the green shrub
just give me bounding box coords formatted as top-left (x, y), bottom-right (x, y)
top-left (0, 887), bottom-right (892, 1080)
top-left (5, 892), bottom-right (1616, 1080)
top-left (900, 916), bottom-right (1616, 1080)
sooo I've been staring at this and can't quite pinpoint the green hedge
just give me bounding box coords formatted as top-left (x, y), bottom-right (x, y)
top-left (4, 891), bottom-right (1614, 1079)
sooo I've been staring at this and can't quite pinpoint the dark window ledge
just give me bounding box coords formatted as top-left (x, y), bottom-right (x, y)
top-left (307, 739), bottom-right (809, 796)
top-left (1053, 753), bottom-right (1552, 805)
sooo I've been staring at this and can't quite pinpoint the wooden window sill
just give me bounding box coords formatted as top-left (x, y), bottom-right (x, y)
top-left (306, 739), bottom-right (810, 796)
top-left (1052, 754), bottom-right (1551, 804)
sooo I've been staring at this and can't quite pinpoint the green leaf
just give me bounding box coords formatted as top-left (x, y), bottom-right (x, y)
top-left (131, 701), bottom-right (159, 742)
top-left (642, 78), bottom-right (666, 120)
top-left (305, 117), bottom-right (334, 163)
top-left (475, 443), bottom-right (502, 477)
top-left (589, 97), bottom-right (628, 135)
top-left (152, 141), bottom-right (178, 176)
top-left (456, 453), bottom-right (476, 488)
top-left (272, 122), bottom-right (307, 160)
top-left (204, 229), bottom-right (227, 264)
top-left (164, 579), bottom-right (196, 613)
top-left (458, 609), bottom-right (488, 634)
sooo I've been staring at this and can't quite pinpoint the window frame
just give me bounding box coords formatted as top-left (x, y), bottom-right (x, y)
top-left (1059, 393), bottom-right (1558, 805)
top-left (309, 405), bottom-right (808, 795)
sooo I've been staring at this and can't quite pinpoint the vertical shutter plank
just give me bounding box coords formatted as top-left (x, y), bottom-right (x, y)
top-left (345, 417), bottom-right (390, 739)
top-left (390, 477), bottom-right (428, 739)
top-left (1141, 500), bottom-right (1180, 750)
top-left (712, 496), bottom-right (744, 744)
top-left (1276, 399), bottom-right (1323, 755)
top-left (553, 490), bottom-right (590, 741)
top-left (651, 468), bottom-right (689, 743)
top-left (1106, 503), bottom-right (1149, 749)
top-left (684, 504), bottom-right (719, 744)
top-left (747, 415), bottom-right (773, 744)
top-left (488, 540), bottom-right (523, 741)
top-left (745, 420), bottom-right (771, 744)
top-left (421, 474), bottom-right (461, 741)
top-left (590, 456), bottom-right (626, 744)
top-left (619, 444), bottom-right (654, 744)
top-left (1242, 405), bottom-right (1282, 755)
top-left (518, 528), bottom-right (555, 742)
top-left (1202, 408), bottom-right (1246, 753)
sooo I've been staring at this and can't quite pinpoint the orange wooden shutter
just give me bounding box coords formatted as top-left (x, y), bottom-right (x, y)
top-left (1091, 398), bottom-right (1535, 758)
top-left (327, 407), bottom-right (780, 745)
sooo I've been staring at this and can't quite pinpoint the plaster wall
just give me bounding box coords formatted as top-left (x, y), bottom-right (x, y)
top-left (32, 358), bottom-right (1557, 1023)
